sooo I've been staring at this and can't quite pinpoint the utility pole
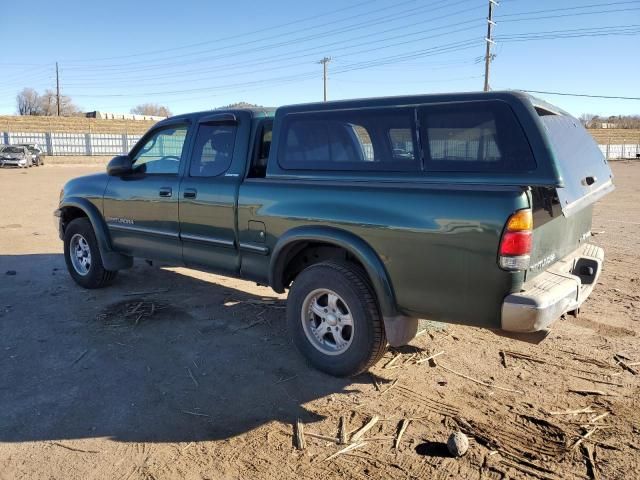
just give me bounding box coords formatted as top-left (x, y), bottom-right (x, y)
top-left (318, 57), bottom-right (331, 102)
top-left (483, 0), bottom-right (497, 92)
top-left (55, 61), bottom-right (61, 116)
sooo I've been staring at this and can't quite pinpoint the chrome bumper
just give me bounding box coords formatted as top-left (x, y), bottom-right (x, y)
top-left (501, 243), bottom-right (604, 333)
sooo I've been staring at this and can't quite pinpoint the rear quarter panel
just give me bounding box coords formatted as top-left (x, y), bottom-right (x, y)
top-left (238, 180), bottom-right (529, 328)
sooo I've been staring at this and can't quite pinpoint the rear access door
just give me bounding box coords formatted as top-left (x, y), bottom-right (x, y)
top-left (179, 113), bottom-right (242, 275)
top-left (542, 114), bottom-right (614, 216)
top-left (526, 105), bottom-right (614, 279)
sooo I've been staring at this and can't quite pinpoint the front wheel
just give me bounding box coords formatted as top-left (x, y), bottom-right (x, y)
top-left (286, 260), bottom-right (387, 377)
top-left (64, 218), bottom-right (118, 289)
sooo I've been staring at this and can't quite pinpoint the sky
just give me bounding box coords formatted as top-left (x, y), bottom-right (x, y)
top-left (0, 0), bottom-right (639, 117)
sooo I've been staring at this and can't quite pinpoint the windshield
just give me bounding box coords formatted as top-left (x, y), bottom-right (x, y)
top-left (4, 147), bottom-right (24, 154)
top-left (17, 144), bottom-right (38, 152)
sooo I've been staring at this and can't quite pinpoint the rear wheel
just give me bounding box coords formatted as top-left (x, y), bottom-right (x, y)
top-left (64, 218), bottom-right (118, 289)
top-left (286, 260), bottom-right (387, 377)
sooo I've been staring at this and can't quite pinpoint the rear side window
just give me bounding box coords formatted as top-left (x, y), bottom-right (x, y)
top-left (279, 109), bottom-right (419, 171)
top-left (189, 123), bottom-right (236, 177)
top-left (419, 101), bottom-right (535, 173)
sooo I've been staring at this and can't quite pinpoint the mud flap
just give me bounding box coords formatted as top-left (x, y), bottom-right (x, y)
top-left (383, 315), bottom-right (419, 347)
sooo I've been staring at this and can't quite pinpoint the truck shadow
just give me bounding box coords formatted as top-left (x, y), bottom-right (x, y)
top-left (0, 253), bottom-right (379, 443)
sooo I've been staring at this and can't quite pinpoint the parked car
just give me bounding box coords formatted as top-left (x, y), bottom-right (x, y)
top-left (15, 143), bottom-right (44, 166)
top-left (1, 145), bottom-right (31, 168)
top-left (55, 91), bottom-right (614, 376)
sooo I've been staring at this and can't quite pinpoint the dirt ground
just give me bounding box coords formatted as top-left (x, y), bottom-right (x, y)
top-left (0, 162), bottom-right (638, 480)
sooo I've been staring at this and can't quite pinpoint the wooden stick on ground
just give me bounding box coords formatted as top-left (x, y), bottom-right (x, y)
top-left (614, 355), bottom-right (639, 375)
top-left (384, 353), bottom-right (402, 369)
top-left (568, 374), bottom-right (624, 387)
top-left (438, 363), bottom-right (524, 394)
top-left (370, 374), bottom-right (381, 391)
top-left (499, 351), bottom-right (508, 368)
top-left (295, 418), bottom-right (306, 450)
top-left (394, 419), bottom-right (410, 450)
top-left (499, 458), bottom-right (559, 480)
top-left (589, 412), bottom-right (610, 424)
top-left (380, 379), bottom-right (399, 396)
top-left (324, 442), bottom-right (367, 461)
top-left (338, 416), bottom-right (347, 445)
top-left (571, 427), bottom-right (599, 450)
top-left (71, 349), bottom-right (88, 366)
top-left (415, 351), bottom-right (445, 365)
top-left (549, 406), bottom-right (595, 416)
top-left (350, 416), bottom-right (380, 443)
top-left (581, 443), bottom-right (599, 480)
top-left (306, 432), bottom-right (339, 444)
top-left (186, 367), bottom-right (199, 388)
top-left (569, 389), bottom-right (618, 397)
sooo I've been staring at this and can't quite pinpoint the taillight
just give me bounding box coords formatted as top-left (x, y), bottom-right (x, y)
top-left (499, 209), bottom-right (532, 271)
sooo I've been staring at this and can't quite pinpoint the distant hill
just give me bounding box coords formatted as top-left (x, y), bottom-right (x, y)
top-left (217, 102), bottom-right (264, 110)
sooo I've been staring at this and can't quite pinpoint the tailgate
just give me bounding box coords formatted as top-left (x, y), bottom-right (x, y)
top-left (527, 111), bottom-right (614, 280)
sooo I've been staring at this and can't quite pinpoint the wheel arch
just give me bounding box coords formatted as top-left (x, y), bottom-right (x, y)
top-left (58, 197), bottom-right (132, 270)
top-left (269, 226), bottom-right (398, 318)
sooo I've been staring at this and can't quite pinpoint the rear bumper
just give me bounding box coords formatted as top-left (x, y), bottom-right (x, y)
top-left (501, 243), bottom-right (604, 333)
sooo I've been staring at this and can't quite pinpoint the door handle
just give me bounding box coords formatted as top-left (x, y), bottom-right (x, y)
top-left (159, 187), bottom-right (173, 197)
top-left (183, 188), bottom-right (197, 199)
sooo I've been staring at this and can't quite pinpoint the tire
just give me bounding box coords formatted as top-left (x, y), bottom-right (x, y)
top-left (64, 217), bottom-right (118, 289)
top-left (286, 260), bottom-right (387, 377)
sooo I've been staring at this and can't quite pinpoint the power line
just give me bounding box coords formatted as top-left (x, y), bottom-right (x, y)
top-left (523, 90), bottom-right (640, 101)
top-left (61, 0), bottom-right (382, 63)
top-left (60, 21), bottom-right (484, 90)
top-left (68, 38), bottom-right (483, 99)
top-left (496, 0), bottom-right (640, 17)
top-left (498, 6), bottom-right (640, 22)
top-left (62, 0), bottom-right (481, 74)
top-left (497, 24), bottom-right (640, 41)
top-left (498, 30), bottom-right (640, 42)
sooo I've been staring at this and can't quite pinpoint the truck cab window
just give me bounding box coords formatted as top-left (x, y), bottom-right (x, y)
top-left (132, 126), bottom-right (187, 175)
top-left (190, 124), bottom-right (236, 177)
top-left (248, 121), bottom-right (272, 178)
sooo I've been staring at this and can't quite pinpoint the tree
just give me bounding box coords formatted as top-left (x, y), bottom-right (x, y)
top-left (16, 87), bottom-right (80, 116)
top-left (16, 88), bottom-right (42, 115)
top-left (38, 89), bottom-right (80, 116)
top-left (130, 103), bottom-right (172, 117)
top-left (579, 113), bottom-right (597, 128)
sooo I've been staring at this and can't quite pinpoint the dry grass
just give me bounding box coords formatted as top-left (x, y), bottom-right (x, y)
top-left (588, 128), bottom-right (640, 144)
top-left (0, 115), bottom-right (156, 134)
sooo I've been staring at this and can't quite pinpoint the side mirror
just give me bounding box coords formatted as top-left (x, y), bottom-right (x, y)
top-left (107, 155), bottom-right (132, 176)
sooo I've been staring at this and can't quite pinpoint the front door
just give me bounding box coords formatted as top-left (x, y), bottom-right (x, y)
top-left (103, 123), bottom-right (189, 263)
top-left (179, 118), bottom-right (240, 274)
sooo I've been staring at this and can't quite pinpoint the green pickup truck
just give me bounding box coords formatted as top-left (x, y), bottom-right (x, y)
top-left (56, 91), bottom-right (614, 376)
